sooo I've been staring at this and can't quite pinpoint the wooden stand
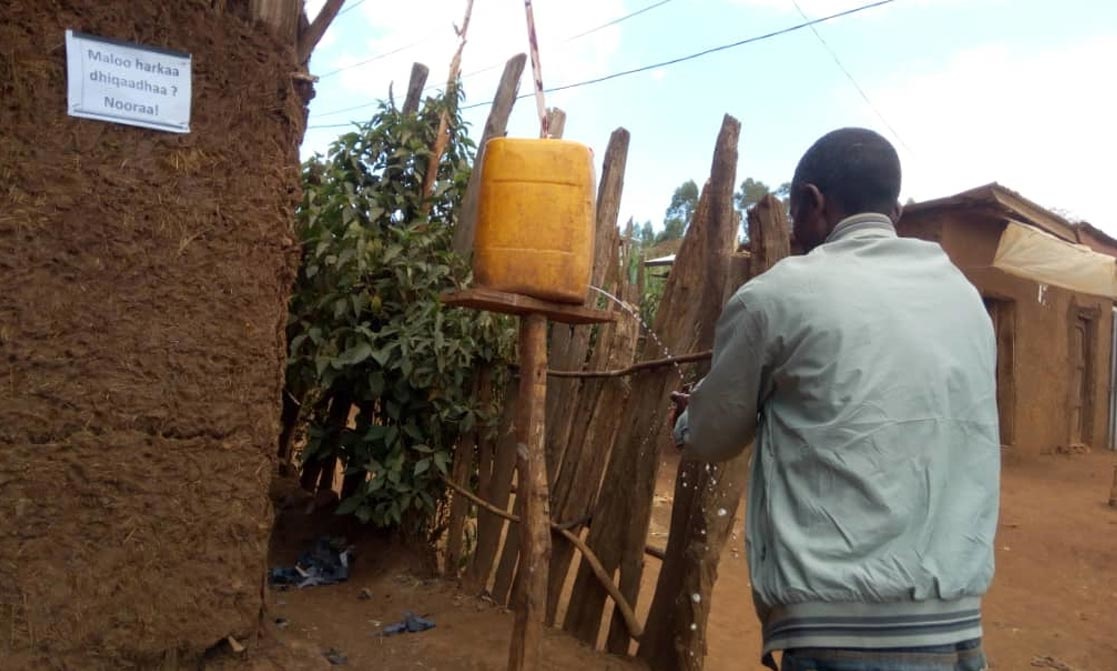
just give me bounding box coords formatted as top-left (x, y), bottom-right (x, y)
top-left (442, 288), bottom-right (613, 671)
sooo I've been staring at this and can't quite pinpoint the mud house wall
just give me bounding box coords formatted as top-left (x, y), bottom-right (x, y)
top-left (0, 2), bottom-right (301, 668)
top-left (900, 210), bottom-right (1113, 456)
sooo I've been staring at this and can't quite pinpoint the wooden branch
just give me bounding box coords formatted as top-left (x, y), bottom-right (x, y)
top-left (402, 63), bottom-right (430, 115)
top-left (442, 477), bottom-right (643, 640)
top-left (452, 53), bottom-right (528, 254)
top-left (548, 350), bottom-right (712, 378)
top-left (644, 545), bottom-right (666, 561)
top-left (298, 0), bottom-right (345, 63)
top-left (555, 527), bottom-right (643, 640)
top-left (421, 0), bottom-right (475, 206)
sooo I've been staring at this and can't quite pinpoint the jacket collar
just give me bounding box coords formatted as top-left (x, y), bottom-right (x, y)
top-left (825, 212), bottom-right (897, 244)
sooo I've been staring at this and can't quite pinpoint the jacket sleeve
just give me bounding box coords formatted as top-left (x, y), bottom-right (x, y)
top-left (674, 292), bottom-right (766, 462)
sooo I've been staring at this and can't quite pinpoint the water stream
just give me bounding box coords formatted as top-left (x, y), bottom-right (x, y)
top-left (588, 285), bottom-right (685, 380)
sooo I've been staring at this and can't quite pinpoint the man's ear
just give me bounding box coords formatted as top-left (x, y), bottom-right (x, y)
top-left (802, 183), bottom-right (825, 219)
top-left (890, 201), bottom-right (903, 224)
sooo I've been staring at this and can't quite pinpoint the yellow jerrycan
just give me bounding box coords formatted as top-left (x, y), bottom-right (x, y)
top-left (474, 138), bottom-right (596, 304)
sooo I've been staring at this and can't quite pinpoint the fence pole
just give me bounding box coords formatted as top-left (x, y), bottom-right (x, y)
top-left (639, 194), bottom-right (790, 670)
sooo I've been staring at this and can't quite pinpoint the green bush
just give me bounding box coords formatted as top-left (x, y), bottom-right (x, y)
top-left (286, 90), bottom-right (513, 528)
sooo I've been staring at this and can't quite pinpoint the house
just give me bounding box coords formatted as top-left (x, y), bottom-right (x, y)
top-left (899, 183), bottom-right (1117, 456)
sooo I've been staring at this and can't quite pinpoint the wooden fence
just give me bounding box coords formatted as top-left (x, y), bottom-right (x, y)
top-left (285, 53), bottom-right (794, 669)
top-left (438, 63), bottom-right (793, 668)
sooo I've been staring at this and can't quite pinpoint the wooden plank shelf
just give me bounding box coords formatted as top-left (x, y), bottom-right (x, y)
top-left (441, 287), bottom-right (615, 325)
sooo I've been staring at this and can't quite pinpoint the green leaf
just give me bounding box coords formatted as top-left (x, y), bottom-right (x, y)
top-left (333, 341), bottom-right (372, 368)
top-left (368, 371), bottom-right (385, 397)
top-left (370, 344), bottom-right (393, 366)
top-left (433, 451), bottom-right (450, 476)
top-left (414, 459), bottom-right (430, 476)
top-left (335, 495), bottom-right (362, 515)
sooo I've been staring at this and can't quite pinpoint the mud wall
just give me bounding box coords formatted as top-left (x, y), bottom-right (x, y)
top-left (0, 2), bottom-right (301, 668)
top-left (900, 210), bottom-right (1113, 457)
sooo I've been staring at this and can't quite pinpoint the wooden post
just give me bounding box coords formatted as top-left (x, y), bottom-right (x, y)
top-left (402, 63), bottom-right (430, 115)
top-left (1109, 464), bottom-right (1117, 508)
top-left (639, 195), bottom-right (789, 671)
top-left (545, 128), bottom-right (631, 477)
top-left (440, 290), bottom-right (613, 670)
top-left (464, 378), bottom-right (521, 594)
top-left (507, 314), bottom-right (551, 671)
top-left (452, 54), bottom-right (528, 255)
top-left (563, 115), bottom-right (742, 652)
top-left (445, 372), bottom-right (492, 576)
top-left (546, 108), bottom-right (567, 140)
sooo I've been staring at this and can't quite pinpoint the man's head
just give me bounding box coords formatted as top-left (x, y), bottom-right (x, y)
top-left (789, 128), bottom-right (902, 252)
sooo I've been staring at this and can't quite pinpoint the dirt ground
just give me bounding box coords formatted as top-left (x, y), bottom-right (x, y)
top-left (215, 450), bottom-right (1117, 670)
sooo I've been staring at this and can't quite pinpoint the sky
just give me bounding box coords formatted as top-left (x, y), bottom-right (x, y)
top-left (302, 0), bottom-right (1117, 232)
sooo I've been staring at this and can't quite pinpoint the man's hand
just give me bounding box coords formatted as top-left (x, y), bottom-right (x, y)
top-left (669, 391), bottom-right (690, 450)
top-left (669, 391), bottom-right (690, 427)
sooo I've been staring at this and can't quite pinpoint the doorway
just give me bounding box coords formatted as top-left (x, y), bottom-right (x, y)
top-left (1069, 310), bottom-right (1097, 447)
top-left (983, 297), bottom-right (1016, 447)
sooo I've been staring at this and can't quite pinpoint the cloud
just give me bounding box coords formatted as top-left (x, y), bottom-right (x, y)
top-left (859, 35), bottom-right (1117, 228)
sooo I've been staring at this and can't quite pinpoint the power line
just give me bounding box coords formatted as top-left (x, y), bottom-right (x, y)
top-left (789, 0), bottom-right (912, 154)
top-left (464, 0), bottom-right (897, 107)
top-left (318, 36), bottom-right (437, 79)
top-left (307, 0), bottom-right (897, 129)
top-left (312, 0), bottom-right (680, 116)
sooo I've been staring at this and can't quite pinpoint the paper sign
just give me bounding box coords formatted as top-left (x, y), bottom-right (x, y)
top-left (65, 30), bottom-right (192, 133)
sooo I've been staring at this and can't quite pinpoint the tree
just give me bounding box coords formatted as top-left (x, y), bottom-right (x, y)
top-left (658, 217), bottom-right (686, 243)
top-left (735, 177), bottom-right (771, 213)
top-left (287, 93), bottom-right (513, 528)
top-left (657, 179), bottom-right (699, 243)
top-left (735, 178), bottom-right (791, 212)
top-left (735, 178), bottom-right (791, 243)
top-left (665, 179), bottom-right (699, 224)
top-left (638, 220), bottom-right (655, 246)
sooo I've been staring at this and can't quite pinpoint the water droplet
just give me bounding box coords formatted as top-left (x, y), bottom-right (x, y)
top-left (691, 593), bottom-right (701, 603)
top-left (717, 508), bottom-right (728, 517)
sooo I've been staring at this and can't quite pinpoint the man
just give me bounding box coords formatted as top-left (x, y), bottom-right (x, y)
top-left (672, 128), bottom-right (999, 671)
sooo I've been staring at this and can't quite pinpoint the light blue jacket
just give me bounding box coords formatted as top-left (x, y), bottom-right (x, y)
top-left (675, 213), bottom-right (1000, 664)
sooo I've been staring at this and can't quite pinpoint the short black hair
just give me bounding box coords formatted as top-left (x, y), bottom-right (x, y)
top-left (791, 128), bottom-right (901, 216)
